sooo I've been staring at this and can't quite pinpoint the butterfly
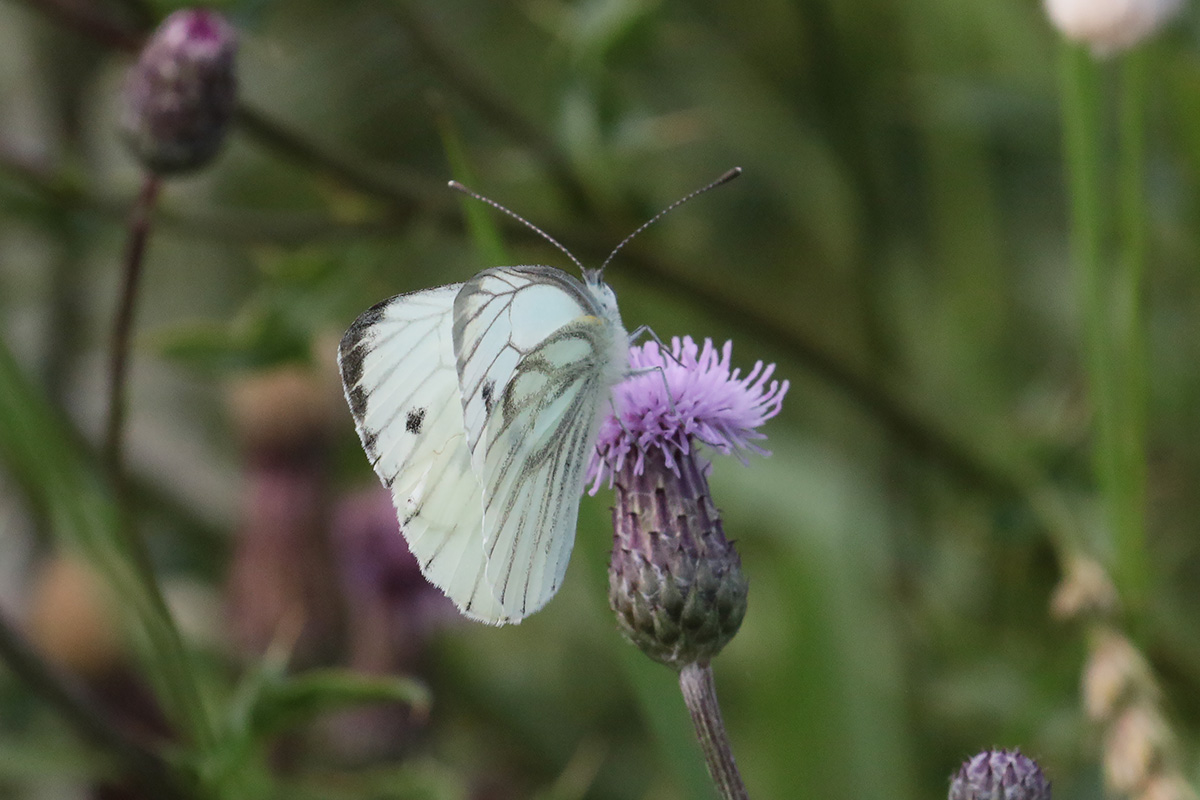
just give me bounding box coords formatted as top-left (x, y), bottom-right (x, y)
top-left (338, 169), bottom-right (741, 624)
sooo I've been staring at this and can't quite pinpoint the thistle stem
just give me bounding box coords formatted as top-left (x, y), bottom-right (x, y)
top-left (104, 173), bottom-right (159, 488)
top-left (679, 662), bottom-right (749, 800)
top-left (102, 175), bottom-right (215, 750)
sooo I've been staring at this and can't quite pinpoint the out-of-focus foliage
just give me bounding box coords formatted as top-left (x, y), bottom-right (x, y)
top-left (0, 0), bottom-right (1199, 799)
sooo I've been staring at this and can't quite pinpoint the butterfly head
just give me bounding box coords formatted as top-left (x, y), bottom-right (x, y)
top-left (580, 267), bottom-right (620, 323)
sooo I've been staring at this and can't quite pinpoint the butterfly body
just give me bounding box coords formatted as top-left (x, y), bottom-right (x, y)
top-left (339, 265), bottom-right (628, 624)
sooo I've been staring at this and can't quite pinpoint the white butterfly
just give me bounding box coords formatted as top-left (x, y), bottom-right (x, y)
top-left (338, 170), bottom-right (741, 625)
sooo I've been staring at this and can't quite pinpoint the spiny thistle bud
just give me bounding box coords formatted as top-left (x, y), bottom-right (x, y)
top-left (609, 448), bottom-right (748, 667)
top-left (1043, 0), bottom-right (1181, 56)
top-left (120, 9), bottom-right (237, 174)
top-left (949, 749), bottom-right (1052, 800)
top-left (589, 337), bottom-right (787, 668)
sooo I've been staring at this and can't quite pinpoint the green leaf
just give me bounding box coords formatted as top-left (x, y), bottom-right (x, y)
top-left (279, 760), bottom-right (468, 800)
top-left (151, 314), bottom-right (309, 374)
top-left (152, 246), bottom-right (370, 375)
top-left (247, 669), bottom-right (431, 742)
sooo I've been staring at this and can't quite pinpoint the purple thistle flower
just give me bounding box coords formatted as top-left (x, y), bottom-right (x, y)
top-left (587, 336), bottom-right (788, 493)
top-left (597, 336), bottom-right (787, 669)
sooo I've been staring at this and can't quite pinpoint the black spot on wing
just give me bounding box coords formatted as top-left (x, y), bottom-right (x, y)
top-left (363, 429), bottom-right (378, 458)
top-left (482, 380), bottom-right (495, 416)
top-left (406, 407), bottom-right (425, 433)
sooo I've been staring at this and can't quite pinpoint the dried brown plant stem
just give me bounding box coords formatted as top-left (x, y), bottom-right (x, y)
top-left (104, 173), bottom-right (159, 482)
top-left (16, 0), bottom-right (141, 50)
top-left (679, 662), bottom-right (750, 800)
top-left (387, 2), bottom-right (591, 214)
top-left (1052, 557), bottom-right (1199, 800)
top-left (102, 174), bottom-right (215, 747)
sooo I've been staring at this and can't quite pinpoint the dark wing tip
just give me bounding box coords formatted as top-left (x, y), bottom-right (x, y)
top-left (348, 384), bottom-right (370, 421)
top-left (339, 298), bottom-right (393, 381)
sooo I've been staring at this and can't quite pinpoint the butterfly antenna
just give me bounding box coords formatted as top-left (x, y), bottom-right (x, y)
top-left (448, 180), bottom-right (586, 274)
top-left (598, 166), bottom-right (743, 276)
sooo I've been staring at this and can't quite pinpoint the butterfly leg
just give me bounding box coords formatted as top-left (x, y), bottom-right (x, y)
top-left (625, 364), bottom-right (677, 415)
top-left (609, 397), bottom-right (632, 437)
top-left (627, 326), bottom-right (684, 368)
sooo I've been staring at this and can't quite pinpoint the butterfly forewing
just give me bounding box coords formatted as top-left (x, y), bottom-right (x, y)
top-left (453, 267), bottom-right (626, 618)
top-left (338, 286), bottom-right (515, 624)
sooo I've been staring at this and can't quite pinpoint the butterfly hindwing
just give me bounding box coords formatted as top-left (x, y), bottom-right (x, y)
top-left (453, 267), bottom-right (619, 618)
top-left (338, 285), bottom-right (514, 624)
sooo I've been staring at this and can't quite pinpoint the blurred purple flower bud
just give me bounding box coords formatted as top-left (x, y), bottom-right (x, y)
top-left (592, 337), bottom-right (787, 668)
top-left (120, 8), bottom-right (237, 174)
top-left (225, 367), bottom-right (344, 666)
top-left (334, 487), bottom-right (457, 674)
top-left (950, 749), bottom-right (1051, 800)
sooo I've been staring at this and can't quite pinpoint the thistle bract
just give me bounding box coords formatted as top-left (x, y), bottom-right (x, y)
top-left (950, 749), bottom-right (1051, 800)
top-left (609, 448), bottom-right (748, 667)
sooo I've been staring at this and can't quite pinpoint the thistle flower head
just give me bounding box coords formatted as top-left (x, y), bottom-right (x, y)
top-left (950, 749), bottom-right (1051, 800)
top-left (586, 336), bottom-right (788, 494)
top-left (120, 8), bottom-right (238, 174)
top-left (597, 336), bottom-right (786, 668)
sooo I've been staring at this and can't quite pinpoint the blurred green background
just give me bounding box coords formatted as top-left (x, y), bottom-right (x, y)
top-left (1, 0), bottom-right (1199, 798)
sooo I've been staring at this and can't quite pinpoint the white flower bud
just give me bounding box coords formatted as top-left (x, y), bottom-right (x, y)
top-left (1044, 0), bottom-right (1182, 56)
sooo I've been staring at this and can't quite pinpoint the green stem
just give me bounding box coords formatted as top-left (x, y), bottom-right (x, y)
top-left (1115, 50), bottom-right (1150, 609)
top-left (1059, 42), bottom-right (1150, 611)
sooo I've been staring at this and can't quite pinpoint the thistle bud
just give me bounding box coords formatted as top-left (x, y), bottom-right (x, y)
top-left (1043, 0), bottom-right (1181, 56)
top-left (609, 448), bottom-right (748, 668)
top-left (950, 749), bottom-right (1052, 800)
top-left (120, 9), bottom-right (238, 174)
